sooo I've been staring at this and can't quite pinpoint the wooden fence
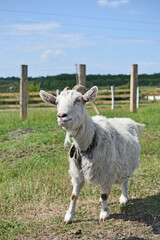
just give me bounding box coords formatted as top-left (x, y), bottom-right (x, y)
top-left (0, 64), bottom-right (160, 119)
top-left (138, 88), bottom-right (160, 107)
top-left (0, 87), bottom-right (160, 110)
top-left (0, 91), bottom-right (56, 109)
top-left (91, 87), bottom-right (160, 109)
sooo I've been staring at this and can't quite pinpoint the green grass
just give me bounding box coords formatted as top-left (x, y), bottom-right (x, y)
top-left (0, 107), bottom-right (160, 239)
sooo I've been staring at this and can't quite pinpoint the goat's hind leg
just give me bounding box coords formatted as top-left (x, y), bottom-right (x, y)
top-left (64, 176), bottom-right (84, 224)
top-left (119, 178), bottom-right (129, 204)
top-left (99, 183), bottom-right (111, 221)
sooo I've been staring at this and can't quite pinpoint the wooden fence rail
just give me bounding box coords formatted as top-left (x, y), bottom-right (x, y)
top-left (1, 88), bottom-right (160, 110)
top-left (0, 91), bottom-right (56, 109)
top-left (0, 63), bottom-right (160, 116)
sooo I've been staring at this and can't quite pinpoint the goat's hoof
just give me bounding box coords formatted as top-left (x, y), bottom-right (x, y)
top-left (119, 195), bottom-right (128, 204)
top-left (64, 211), bottom-right (74, 224)
top-left (64, 220), bottom-right (72, 225)
top-left (100, 209), bottom-right (110, 221)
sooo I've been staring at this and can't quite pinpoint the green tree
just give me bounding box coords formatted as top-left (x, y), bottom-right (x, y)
top-left (28, 82), bottom-right (41, 92)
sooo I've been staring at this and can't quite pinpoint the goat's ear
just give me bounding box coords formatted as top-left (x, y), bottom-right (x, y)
top-left (39, 90), bottom-right (57, 106)
top-left (83, 86), bottom-right (98, 103)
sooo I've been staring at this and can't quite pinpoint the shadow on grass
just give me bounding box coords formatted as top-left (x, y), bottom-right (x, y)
top-left (110, 193), bottom-right (160, 235)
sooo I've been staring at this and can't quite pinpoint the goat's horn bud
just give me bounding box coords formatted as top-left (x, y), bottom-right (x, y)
top-left (63, 86), bottom-right (71, 91)
top-left (73, 84), bottom-right (100, 115)
top-left (73, 85), bottom-right (87, 94)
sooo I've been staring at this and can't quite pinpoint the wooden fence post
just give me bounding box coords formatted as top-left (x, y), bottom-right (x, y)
top-left (130, 64), bottom-right (138, 113)
top-left (76, 64), bottom-right (78, 85)
top-left (137, 87), bottom-right (139, 109)
top-left (20, 65), bottom-right (28, 120)
top-left (111, 86), bottom-right (114, 110)
top-left (79, 64), bottom-right (86, 86)
top-left (78, 64), bottom-right (100, 115)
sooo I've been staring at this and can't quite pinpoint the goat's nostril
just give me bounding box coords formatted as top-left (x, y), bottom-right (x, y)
top-left (62, 113), bottom-right (67, 118)
top-left (57, 113), bottom-right (68, 118)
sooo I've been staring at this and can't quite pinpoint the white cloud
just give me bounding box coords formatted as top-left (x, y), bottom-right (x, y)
top-left (98, 0), bottom-right (130, 7)
top-left (127, 9), bottom-right (142, 15)
top-left (40, 49), bottom-right (66, 61)
top-left (106, 37), bottom-right (156, 44)
top-left (1, 30), bottom-right (96, 57)
top-left (54, 50), bottom-right (66, 56)
top-left (1, 22), bottom-right (61, 35)
top-left (138, 61), bottom-right (158, 67)
top-left (14, 22), bottom-right (61, 31)
top-left (49, 33), bottom-right (97, 49)
top-left (40, 50), bottom-right (53, 61)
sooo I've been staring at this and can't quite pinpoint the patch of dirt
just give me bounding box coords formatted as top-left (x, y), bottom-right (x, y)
top-left (9, 128), bottom-right (34, 140)
top-left (18, 202), bottom-right (66, 222)
top-left (19, 195), bottom-right (160, 240)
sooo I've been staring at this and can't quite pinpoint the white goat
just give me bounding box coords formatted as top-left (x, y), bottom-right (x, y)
top-left (40, 86), bottom-right (145, 224)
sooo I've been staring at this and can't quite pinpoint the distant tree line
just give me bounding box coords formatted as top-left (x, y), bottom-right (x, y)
top-left (0, 73), bottom-right (160, 93)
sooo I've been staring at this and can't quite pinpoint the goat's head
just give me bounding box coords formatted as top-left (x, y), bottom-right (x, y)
top-left (39, 85), bottom-right (98, 130)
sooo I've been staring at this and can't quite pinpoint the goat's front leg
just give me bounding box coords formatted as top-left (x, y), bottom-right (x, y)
top-left (119, 178), bottom-right (129, 204)
top-left (99, 184), bottom-right (111, 221)
top-left (64, 179), bottom-right (84, 224)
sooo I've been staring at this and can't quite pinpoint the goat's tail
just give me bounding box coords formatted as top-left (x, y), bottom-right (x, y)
top-left (136, 123), bottom-right (146, 133)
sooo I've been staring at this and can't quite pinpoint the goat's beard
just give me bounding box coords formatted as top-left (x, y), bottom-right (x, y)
top-left (61, 117), bottom-right (83, 133)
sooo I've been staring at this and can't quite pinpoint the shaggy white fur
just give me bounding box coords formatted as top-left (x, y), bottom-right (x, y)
top-left (39, 86), bottom-right (145, 224)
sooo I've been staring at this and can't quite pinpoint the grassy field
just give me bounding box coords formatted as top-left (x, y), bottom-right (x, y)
top-left (0, 107), bottom-right (160, 239)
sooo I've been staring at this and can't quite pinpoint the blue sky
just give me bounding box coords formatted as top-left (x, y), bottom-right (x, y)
top-left (0, 0), bottom-right (160, 77)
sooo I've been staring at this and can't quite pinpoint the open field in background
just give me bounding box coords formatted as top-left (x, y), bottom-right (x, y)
top-left (0, 107), bottom-right (160, 239)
